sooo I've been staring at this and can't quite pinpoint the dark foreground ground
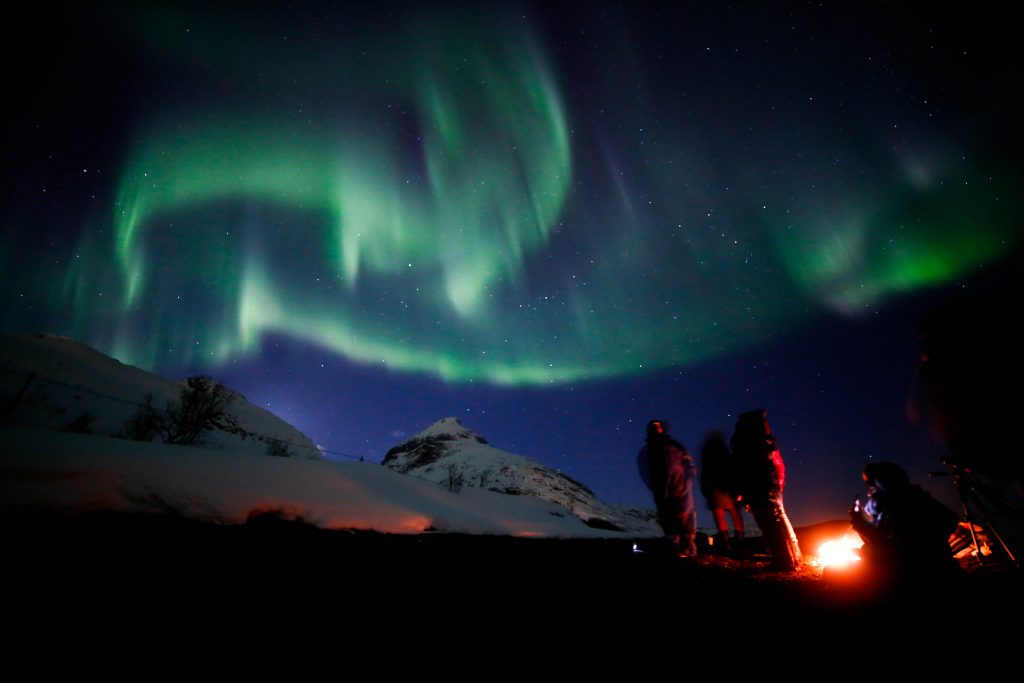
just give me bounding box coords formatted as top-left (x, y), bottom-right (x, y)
top-left (5, 510), bottom-right (1021, 652)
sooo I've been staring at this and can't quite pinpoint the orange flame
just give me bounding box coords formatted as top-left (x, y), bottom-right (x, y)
top-left (814, 532), bottom-right (864, 569)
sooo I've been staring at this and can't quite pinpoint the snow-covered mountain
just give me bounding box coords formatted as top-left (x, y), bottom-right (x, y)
top-left (383, 417), bottom-right (660, 535)
top-left (0, 335), bottom-right (658, 539)
top-left (0, 333), bottom-right (319, 458)
top-left (1, 428), bottom-right (617, 538)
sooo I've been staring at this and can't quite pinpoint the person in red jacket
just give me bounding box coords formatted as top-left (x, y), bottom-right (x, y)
top-left (730, 409), bottom-right (801, 570)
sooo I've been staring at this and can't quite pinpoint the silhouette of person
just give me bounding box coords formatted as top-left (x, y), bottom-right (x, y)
top-left (913, 290), bottom-right (1024, 483)
top-left (730, 409), bottom-right (801, 570)
top-left (849, 462), bottom-right (960, 584)
top-left (700, 431), bottom-right (744, 552)
top-left (910, 288), bottom-right (1024, 566)
top-left (637, 419), bottom-right (697, 556)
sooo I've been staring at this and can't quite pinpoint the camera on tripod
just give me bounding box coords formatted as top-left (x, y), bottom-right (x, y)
top-left (930, 456), bottom-right (1019, 571)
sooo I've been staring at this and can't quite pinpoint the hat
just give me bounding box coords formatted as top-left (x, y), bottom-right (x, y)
top-left (646, 419), bottom-right (668, 440)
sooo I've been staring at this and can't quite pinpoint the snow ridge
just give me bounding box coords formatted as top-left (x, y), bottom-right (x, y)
top-left (0, 333), bottom-right (320, 458)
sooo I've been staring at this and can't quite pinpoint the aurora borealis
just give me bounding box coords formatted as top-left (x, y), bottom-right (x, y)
top-left (77, 7), bottom-right (577, 381)
top-left (4, 1), bottom-right (1021, 522)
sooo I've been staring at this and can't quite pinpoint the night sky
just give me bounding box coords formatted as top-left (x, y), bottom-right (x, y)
top-left (4, 1), bottom-right (1020, 525)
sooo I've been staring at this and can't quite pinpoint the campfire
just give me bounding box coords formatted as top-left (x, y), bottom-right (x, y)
top-left (810, 531), bottom-right (863, 570)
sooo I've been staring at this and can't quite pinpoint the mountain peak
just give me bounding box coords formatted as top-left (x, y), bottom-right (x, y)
top-left (381, 417), bottom-right (662, 536)
top-left (409, 417), bottom-right (487, 444)
top-left (383, 418), bottom-right (488, 472)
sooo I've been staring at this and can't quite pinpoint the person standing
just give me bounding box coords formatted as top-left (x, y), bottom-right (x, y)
top-left (730, 409), bottom-right (801, 570)
top-left (638, 419), bottom-right (698, 556)
top-left (700, 431), bottom-right (745, 552)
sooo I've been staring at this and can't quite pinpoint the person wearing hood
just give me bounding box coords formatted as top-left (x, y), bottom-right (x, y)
top-left (850, 461), bottom-right (959, 583)
top-left (638, 419), bottom-right (697, 556)
top-left (730, 409), bottom-right (801, 571)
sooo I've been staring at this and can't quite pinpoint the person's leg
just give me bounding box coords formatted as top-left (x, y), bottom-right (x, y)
top-left (712, 508), bottom-right (728, 534)
top-left (764, 496), bottom-right (801, 570)
top-left (728, 506), bottom-right (745, 537)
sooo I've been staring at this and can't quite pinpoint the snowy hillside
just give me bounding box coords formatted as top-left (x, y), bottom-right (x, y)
top-left (0, 429), bottom-right (621, 538)
top-left (0, 333), bottom-right (320, 458)
top-left (384, 417), bottom-right (661, 535)
top-left (0, 336), bottom-right (651, 539)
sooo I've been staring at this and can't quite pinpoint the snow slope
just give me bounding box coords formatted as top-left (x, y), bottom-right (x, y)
top-left (0, 333), bottom-right (320, 458)
top-left (0, 335), bottom-right (654, 539)
top-left (1, 429), bottom-right (617, 538)
top-left (384, 417), bottom-right (661, 535)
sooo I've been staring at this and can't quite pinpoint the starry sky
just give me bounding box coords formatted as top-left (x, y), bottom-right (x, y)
top-left (4, 1), bottom-right (1020, 525)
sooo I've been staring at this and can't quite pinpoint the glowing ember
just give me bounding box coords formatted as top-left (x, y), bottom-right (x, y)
top-left (814, 533), bottom-right (864, 569)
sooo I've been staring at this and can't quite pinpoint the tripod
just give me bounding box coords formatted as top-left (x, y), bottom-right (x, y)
top-left (930, 457), bottom-right (1019, 569)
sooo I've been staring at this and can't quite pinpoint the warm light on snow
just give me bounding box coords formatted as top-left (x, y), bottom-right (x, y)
top-left (0, 334), bottom-right (651, 540)
top-left (1, 428), bottom-right (629, 539)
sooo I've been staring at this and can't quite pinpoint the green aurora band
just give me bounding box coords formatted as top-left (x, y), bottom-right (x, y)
top-left (33, 6), bottom-right (1023, 384)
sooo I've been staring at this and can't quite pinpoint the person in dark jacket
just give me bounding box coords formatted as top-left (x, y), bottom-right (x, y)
top-left (850, 462), bottom-right (959, 583)
top-left (700, 431), bottom-right (745, 552)
top-left (730, 409), bottom-right (801, 570)
top-left (638, 420), bottom-right (697, 556)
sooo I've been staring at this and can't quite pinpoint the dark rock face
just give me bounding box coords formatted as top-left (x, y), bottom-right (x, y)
top-left (382, 425), bottom-right (487, 473)
top-left (382, 417), bottom-right (485, 472)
